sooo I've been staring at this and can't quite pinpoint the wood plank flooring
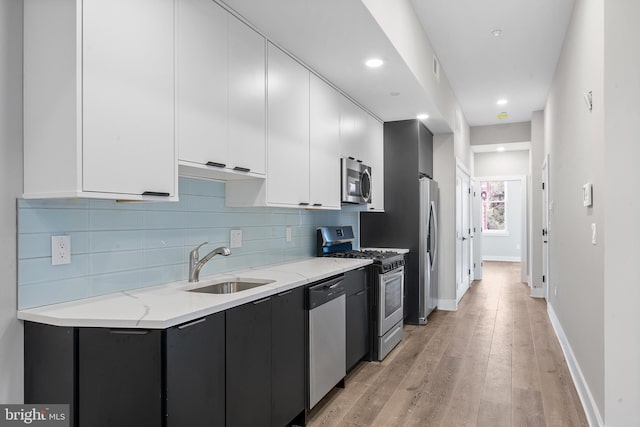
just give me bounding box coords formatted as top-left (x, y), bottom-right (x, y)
top-left (306, 262), bottom-right (588, 427)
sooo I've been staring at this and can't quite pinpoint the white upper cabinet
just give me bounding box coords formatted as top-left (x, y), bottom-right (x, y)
top-left (177, 0), bottom-right (228, 168)
top-left (339, 95), bottom-right (369, 165)
top-left (265, 43), bottom-right (310, 206)
top-left (309, 75), bottom-right (341, 209)
top-left (177, 0), bottom-right (266, 179)
top-left (23, 0), bottom-right (177, 200)
top-left (365, 115), bottom-right (385, 212)
top-left (228, 15), bottom-right (267, 175)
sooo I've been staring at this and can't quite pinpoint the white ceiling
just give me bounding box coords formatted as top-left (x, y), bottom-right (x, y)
top-left (220, 0), bottom-right (574, 131)
top-left (410, 0), bottom-right (575, 126)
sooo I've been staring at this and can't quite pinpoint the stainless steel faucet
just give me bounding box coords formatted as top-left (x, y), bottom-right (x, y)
top-left (188, 242), bottom-right (231, 283)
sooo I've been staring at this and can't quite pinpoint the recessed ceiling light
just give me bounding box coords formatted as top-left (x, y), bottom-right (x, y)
top-left (497, 146), bottom-right (505, 152)
top-left (365, 58), bottom-right (384, 68)
top-left (416, 113), bottom-right (429, 120)
top-left (497, 99), bottom-right (508, 106)
top-left (492, 29), bottom-right (502, 37)
top-left (497, 112), bottom-right (508, 120)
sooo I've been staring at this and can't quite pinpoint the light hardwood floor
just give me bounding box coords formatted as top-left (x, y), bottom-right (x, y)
top-left (306, 261), bottom-right (588, 427)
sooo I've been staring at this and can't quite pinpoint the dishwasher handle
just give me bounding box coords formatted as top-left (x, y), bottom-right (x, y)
top-left (307, 275), bottom-right (345, 309)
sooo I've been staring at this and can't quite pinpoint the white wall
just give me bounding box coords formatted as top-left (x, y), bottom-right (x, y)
top-left (474, 150), bottom-right (529, 177)
top-left (470, 122), bottom-right (532, 146)
top-left (0, 0), bottom-right (24, 403)
top-left (530, 111), bottom-right (544, 291)
top-left (433, 133), bottom-right (456, 307)
top-left (544, 0), bottom-right (605, 419)
top-left (603, 0), bottom-right (640, 424)
top-left (481, 180), bottom-right (522, 262)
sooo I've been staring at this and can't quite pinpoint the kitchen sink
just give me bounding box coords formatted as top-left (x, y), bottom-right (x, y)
top-left (188, 278), bottom-right (275, 294)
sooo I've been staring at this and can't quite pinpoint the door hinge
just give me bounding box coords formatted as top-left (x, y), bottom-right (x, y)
top-left (542, 275), bottom-right (546, 283)
top-left (468, 188), bottom-right (471, 194)
top-left (542, 182), bottom-right (545, 190)
top-left (468, 269), bottom-right (471, 275)
top-left (473, 263), bottom-right (476, 268)
top-left (468, 228), bottom-right (471, 235)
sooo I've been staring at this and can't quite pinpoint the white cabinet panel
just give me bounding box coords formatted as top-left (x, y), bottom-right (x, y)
top-left (339, 96), bottom-right (368, 165)
top-left (24, 0), bottom-right (177, 199)
top-left (82, 0), bottom-right (175, 196)
top-left (366, 115), bottom-right (384, 212)
top-left (177, 0), bottom-right (228, 167)
top-left (309, 75), bottom-right (341, 209)
top-left (228, 15), bottom-right (266, 174)
top-left (266, 43), bottom-right (310, 206)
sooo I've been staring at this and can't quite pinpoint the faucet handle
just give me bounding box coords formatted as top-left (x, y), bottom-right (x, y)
top-left (190, 242), bottom-right (209, 259)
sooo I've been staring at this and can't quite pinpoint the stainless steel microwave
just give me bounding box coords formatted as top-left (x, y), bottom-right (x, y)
top-left (341, 158), bottom-right (372, 204)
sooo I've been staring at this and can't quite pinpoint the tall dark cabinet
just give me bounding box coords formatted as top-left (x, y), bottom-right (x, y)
top-left (360, 119), bottom-right (434, 324)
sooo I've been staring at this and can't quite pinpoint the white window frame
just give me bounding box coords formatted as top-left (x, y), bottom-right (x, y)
top-left (480, 179), bottom-right (509, 236)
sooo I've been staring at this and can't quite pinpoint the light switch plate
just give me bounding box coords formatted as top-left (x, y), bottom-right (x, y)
top-left (230, 229), bottom-right (243, 248)
top-left (583, 183), bottom-right (593, 207)
top-left (52, 235), bottom-right (71, 265)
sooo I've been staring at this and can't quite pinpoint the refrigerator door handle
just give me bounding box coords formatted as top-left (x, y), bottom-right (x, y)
top-left (431, 200), bottom-right (438, 270)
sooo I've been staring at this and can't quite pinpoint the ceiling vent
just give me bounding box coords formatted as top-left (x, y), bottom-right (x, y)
top-left (433, 54), bottom-right (440, 83)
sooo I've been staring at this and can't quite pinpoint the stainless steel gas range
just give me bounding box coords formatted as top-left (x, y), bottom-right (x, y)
top-left (317, 226), bottom-right (405, 361)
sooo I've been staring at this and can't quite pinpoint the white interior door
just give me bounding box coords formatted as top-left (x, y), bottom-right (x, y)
top-left (472, 180), bottom-right (483, 280)
top-left (456, 166), bottom-right (471, 301)
top-left (542, 157), bottom-right (550, 300)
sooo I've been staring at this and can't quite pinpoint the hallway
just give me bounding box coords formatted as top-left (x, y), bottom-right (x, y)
top-left (307, 262), bottom-right (588, 426)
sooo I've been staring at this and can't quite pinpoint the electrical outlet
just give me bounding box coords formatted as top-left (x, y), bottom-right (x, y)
top-left (51, 235), bottom-right (71, 265)
top-left (286, 227), bottom-right (292, 242)
top-left (230, 229), bottom-right (243, 248)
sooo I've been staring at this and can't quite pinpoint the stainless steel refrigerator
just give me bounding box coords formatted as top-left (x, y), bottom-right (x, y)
top-left (360, 119), bottom-right (438, 325)
top-left (418, 177), bottom-right (438, 323)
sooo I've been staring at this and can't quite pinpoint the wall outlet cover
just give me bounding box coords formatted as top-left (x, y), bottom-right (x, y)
top-left (230, 229), bottom-right (243, 248)
top-left (51, 235), bottom-right (71, 265)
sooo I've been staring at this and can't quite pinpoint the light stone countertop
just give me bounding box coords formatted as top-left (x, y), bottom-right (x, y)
top-left (17, 257), bottom-right (372, 329)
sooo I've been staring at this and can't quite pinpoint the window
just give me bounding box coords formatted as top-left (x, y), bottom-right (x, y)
top-left (481, 181), bottom-right (507, 233)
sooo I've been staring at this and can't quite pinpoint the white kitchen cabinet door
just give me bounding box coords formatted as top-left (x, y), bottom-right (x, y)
top-left (339, 96), bottom-right (369, 165)
top-left (309, 75), bottom-right (341, 209)
top-left (266, 43), bottom-right (310, 206)
top-left (177, 0), bottom-right (228, 168)
top-left (228, 15), bottom-right (266, 175)
top-left (82, 0), bottom-right (175, 196)
top-left (366, 114), bottom-right (384, 212)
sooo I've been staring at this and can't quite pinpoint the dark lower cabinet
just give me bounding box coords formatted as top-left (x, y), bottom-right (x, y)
top-left (345, 268), bottom-right (369, 372)
top-left (226, 296), bottom-right (272, 427)
top-left (24, 322), bottom-right (76, 427)
top-left (166, 313), bottom-right (225, 427)
top-left (271, 287), bottom-right (306, 427)
top-left (78, 328), bottom-right (163, 427)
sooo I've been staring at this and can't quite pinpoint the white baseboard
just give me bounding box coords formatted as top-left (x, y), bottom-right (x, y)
top-left (482, 255), bottom-right (521, 262)
top-left (547, 303), bottom-right (603, 427)
top-left (437, 298), bottom-right (457, 311)
top-left (530, 287), bottom-right (545, 298)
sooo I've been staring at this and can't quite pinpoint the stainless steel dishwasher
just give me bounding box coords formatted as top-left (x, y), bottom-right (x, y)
top-left (307, 275), bottom-right (346, 409)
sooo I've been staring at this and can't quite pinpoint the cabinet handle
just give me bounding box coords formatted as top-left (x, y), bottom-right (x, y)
top-left (348, 156), bottom-right (355, 160)
top-left (142, 191), bottom-right (170, 197)
top-left (370, 207), bottom-right (376, 210)
top-left (253, 297), bottom-right (270, 305)
top-left (206, 161), bottom-right (226, 168)
top-left (312, 203), bottom-right (323, 207)
top-left (356, 159), bottom-right (363, 163)
top-left (355, 290), bottom-right (366, 296)
top-left (277, 290), bottom-right (293, 297)
top-left (177, 317), bottom-right (207, 330)
top-left (108, 329), bottom-right (149, 335)
top-left (233, 166), bottom-right (251, 173)
top-left (298, 202), bottom-right (309, 206)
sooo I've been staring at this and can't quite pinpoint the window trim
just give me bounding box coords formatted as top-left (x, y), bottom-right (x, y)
top-left (481, 180), bottom-right (509, 235)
